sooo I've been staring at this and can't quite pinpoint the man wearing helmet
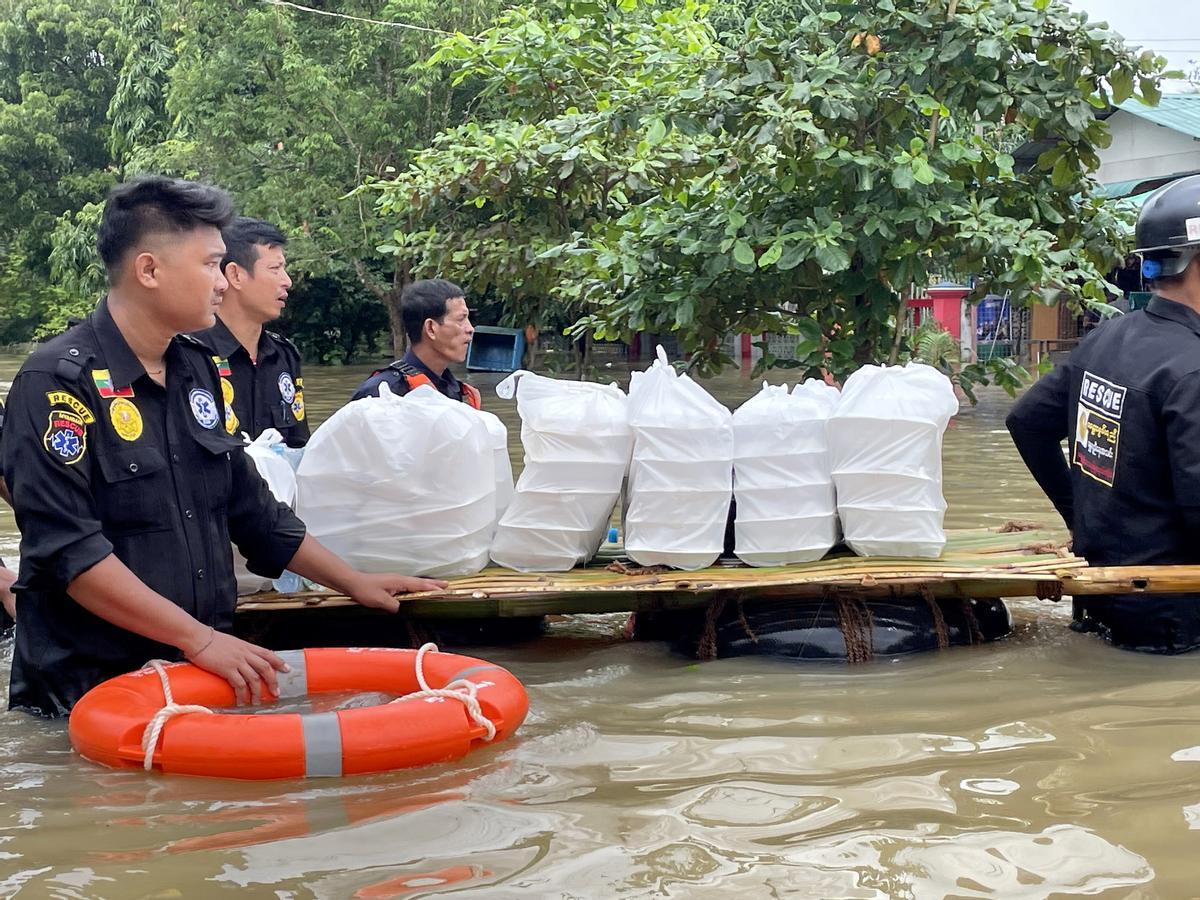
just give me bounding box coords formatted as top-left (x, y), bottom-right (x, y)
top-left (1007, 173), bottom-right (1200, 653)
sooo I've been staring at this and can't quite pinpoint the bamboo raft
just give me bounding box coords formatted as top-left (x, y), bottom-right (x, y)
top-left (237, 525), bottom-right (1199, 621)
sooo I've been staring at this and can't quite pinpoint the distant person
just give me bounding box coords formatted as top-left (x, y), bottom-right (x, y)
top-left (351, 279), bottom-right (480, 408)
top-left (1, 176), bottom-right (445, 716)
top-left (192, 217), bottom-right (308, 447)
top-left (1007, 174), bottom-right (1200, 653)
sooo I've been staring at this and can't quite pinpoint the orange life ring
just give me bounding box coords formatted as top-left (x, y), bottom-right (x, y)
top-left (68, 647), bottom-right (528, 780)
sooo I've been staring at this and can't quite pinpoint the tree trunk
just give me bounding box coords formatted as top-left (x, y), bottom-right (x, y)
top-left (384, 290), bottom-right (406, 358)
top-left (352, 257), bottom-right (410, 358)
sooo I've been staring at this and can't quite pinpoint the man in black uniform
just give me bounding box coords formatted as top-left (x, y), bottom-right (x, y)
top-left (1007, 174), bottom-right (1200, 653)
top-left (1, 176), bottom-right (445, 716)
top-left (351, 279), bottom-right (480, 408)
top-left (192, 217), bottom-right (308, 446)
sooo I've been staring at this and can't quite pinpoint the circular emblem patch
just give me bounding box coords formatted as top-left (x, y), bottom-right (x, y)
top-left (278, 372), bottom-right (296, 404)
top-left (43, 410), bottom-right (87, 465)
top-left (291, 391), bottom-right (306, 422)
top-left (220, 376), bottom-right (235, 406)
top-left (109, 397), bottom-right (143, 442)
top-left (189, 388), bottom-right (220, 430)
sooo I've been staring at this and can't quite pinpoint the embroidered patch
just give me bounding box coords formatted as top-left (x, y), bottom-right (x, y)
top-left (278, 372), bottom-right (296, 404)
top-left (109, 397), bottom-right (143, 442)
top-left (92, 369), bottom-right (134, 399)
top-left (212, 356), bottom-right (232, 377)
top-left (45, 391), bottom-right (95, 424)
top-left (43, 411), bottom-right (87, 464)
top-left (219, 376), bottom-right (239, 434)
top-left (189, 388), bottom-right (220, 430)
top-left (291, 376), bottom-right (305, 421)
top-left (1074, 370), bottom-right (1125, 487)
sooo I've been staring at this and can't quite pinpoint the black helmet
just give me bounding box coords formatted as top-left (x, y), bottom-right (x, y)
top-left (1134, 174), bottom-right (1200, 279)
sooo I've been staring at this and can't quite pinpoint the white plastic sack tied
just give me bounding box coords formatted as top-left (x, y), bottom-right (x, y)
top-left (296, 383), bottom-right (495, 577)
top-left (732, 381), bottom-right (840, 567)
top-left (827, 362), bottom-right (958, 558)
top-left (489, 370), bottom-right (632, 572)
top-left (235, 429), bottom-right (299, 595)
top-left (625, 346), bottom-right (733, 570)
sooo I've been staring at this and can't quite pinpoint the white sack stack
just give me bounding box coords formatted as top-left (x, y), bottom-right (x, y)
top-left (827, 362), bottom-right (958, 558)
top-left (732, 381), bottom-right (840, 566)
top-left (489, 370), bottom-right (632, 572)
top-left (296, 383), bottom-right (495, 577)
top-left (625, 346), bottom-right (733, 570)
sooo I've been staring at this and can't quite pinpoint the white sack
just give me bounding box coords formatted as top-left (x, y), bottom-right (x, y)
top-left (625, 346), bottom-right (733, 570)
top-left (827, 362), bottom-right (958, 558)
top-left (296, 383), bottom-right (495, 577)
top-left (489, 370), bottom-right (632, 572)
top-left (732, 381), bottom-right (840, 566)
top-left (235, 428), bottom-right (299, 595)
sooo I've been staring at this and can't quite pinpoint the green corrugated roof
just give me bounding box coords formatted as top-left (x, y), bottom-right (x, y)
top-left (1118, 94), bottom-right (1200, 139)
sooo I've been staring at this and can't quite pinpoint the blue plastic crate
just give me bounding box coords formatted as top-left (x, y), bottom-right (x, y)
top-left (467, 326), bottom-right (526, 372)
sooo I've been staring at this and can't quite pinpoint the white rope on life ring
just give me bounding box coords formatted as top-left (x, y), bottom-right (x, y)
top-left (141, 659), bottom-right (214, 771)
top-left (397, 643), bottom-right (498, 741)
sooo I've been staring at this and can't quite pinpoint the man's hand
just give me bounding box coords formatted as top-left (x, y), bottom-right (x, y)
top-left (345, 573), bottom-right (449, 613)
top-left (182, 627), bottom-right (290, 706)
top-left (0, 565), bottom-right (16, 621)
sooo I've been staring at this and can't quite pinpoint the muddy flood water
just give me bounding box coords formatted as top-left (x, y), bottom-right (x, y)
top-left (1, 351), bottom-right (1196, 899)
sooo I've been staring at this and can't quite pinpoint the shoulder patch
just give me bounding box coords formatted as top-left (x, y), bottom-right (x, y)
top-left (46, 390), bottom-right (95, 423)
top-left (189, 388), bottom-right (220, 430)
top-left (44, 410), bottom-right (88, 464)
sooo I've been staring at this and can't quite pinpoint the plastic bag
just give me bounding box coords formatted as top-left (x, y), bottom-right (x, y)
top-left (732, 381), bottom-right (840, 566)
top-left (625, 346), bottom-right (733, 570)
top-left (234, 429), bottom-right (299, 595)
top-left (827, 363), bottom-right (958, 557)
top-left (296, 383), bottom-right (495, 577)
top-left (489, 370), bottom-right (632, 572)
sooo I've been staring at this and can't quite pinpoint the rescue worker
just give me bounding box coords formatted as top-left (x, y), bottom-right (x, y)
top-left (1006, 173), bottom-right (1200, 653)
top-left (350, 279), bottom-right (480, 407)
top-left (192, 217), bottom-right (308, 446)
top-left (1, 176), bottom-right (445, 716)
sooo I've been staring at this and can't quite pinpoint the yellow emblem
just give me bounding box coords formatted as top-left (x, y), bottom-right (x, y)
top-left (220, 376), bottom-right (235, 406)
top-left (45, 391), bottom-right (95, 424)
top-left (109, 397), bottom-right (143, 442)
top-left (220, 376), bottom-right (239, 434)
top-left (292, 383), bottom-right (306, 422)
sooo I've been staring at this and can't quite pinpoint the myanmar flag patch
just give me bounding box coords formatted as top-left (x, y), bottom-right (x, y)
top-left (212, 357), bottom-right (232, 377)
top-left (92, 369), bottom-right (134, 399)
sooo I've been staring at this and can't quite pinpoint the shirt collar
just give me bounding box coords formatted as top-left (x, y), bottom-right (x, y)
top-left (1146, 295), bottom-right (1200, 338)
top-left (90, 297), bottom-right (148, 389)
top-left (402, 348), bottom-right (459, 390)
top-left (199, 317), bottom-right (243, 359)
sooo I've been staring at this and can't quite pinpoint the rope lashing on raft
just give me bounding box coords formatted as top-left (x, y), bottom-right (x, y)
top-left (400, 643), bottom-right (497, 741)
top-left (138, 643), bottom-right (499, 772)
top-left (141, 659), bottom-right (215, 771)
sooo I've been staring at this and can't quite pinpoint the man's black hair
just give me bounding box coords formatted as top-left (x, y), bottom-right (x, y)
top-left (97, 176), bottom-right (235, 278)
top-left (221, 216), bottom-right (288, 274)
top-left (401, 278), bottom-right (466, 345)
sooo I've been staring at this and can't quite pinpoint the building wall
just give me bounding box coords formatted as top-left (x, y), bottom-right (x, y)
top-left (1096, 111), bottom-right (1200, 184)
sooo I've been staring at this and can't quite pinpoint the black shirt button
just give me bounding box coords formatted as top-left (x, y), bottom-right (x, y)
top-left (68, 348), bottom-right (79, 357)
top-left (184, 509), bottom-right (193, 519)
top-left (172, 453), bottom-right (180, 463)
top-left (196, 568), bottom-right (205, 580)
top-left (128, 463), bottom-right (139, 473)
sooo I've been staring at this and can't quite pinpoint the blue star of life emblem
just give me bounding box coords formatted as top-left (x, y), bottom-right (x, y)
top-left (51, 430), bottom-right (80, 458)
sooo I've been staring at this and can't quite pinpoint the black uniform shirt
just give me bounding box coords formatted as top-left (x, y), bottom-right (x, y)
top-left (350, 349), bottom-right (466, 403)
top-left (192, 318), bottom-right (309, 447)
top-left (1, 298), bottom-right (307, 715)
top-left (1007, 295), bottom-right (1200, 651)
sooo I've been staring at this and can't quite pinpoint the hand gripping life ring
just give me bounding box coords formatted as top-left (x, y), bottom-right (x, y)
top-left (68, 646), bottom-right (529, 780)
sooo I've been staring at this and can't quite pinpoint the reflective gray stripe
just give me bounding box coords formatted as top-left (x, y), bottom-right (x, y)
top-left (300, 712), bottom-right (343, 777)
top-left (445, 664), bottom-right (502, 684)
top-left (276, 650), bottom-right (308, 699)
